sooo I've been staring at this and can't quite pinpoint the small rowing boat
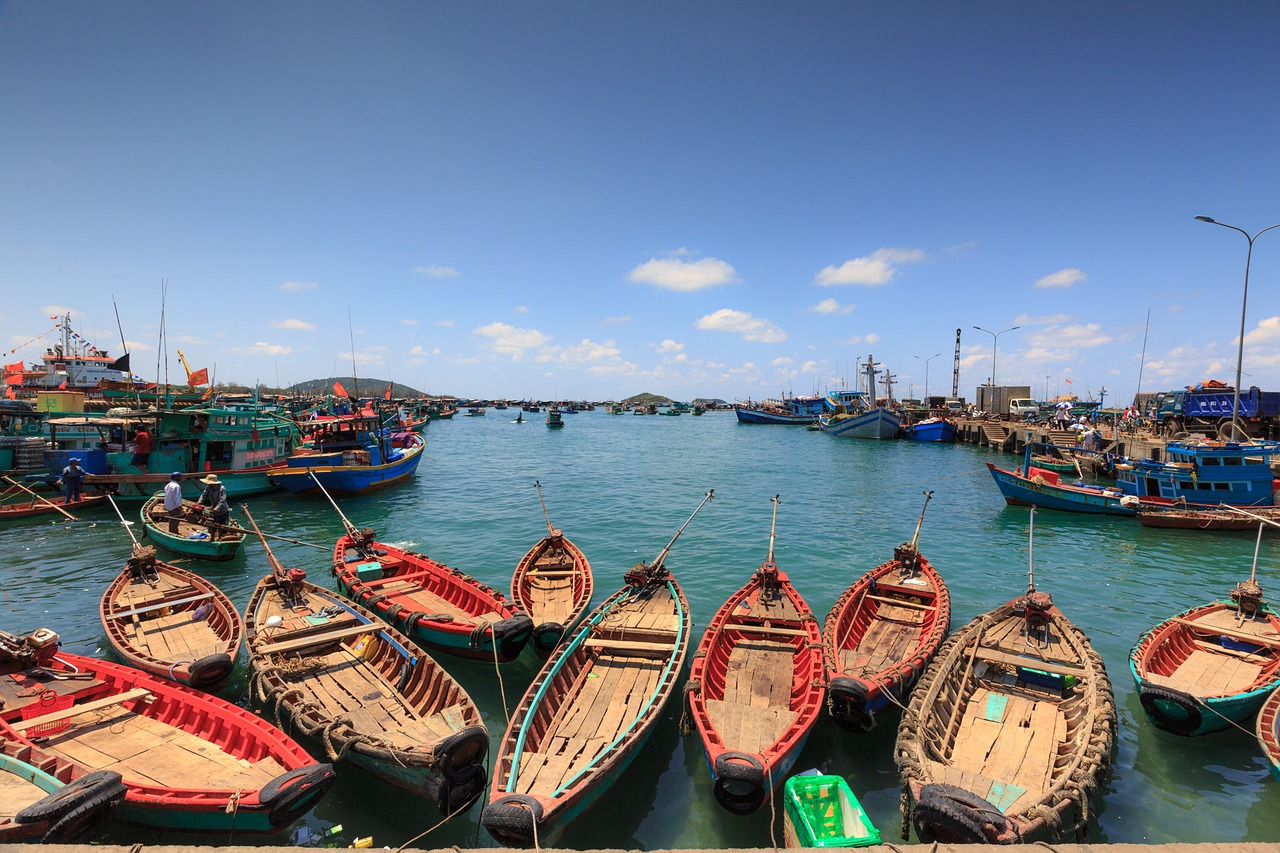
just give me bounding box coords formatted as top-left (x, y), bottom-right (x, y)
top-left (685, 495), bottom-right (824, 815)
top-left (0, 477), bottom-right (109, 524)
top-left (511, 481), bottom-right (593, 657)
top-left (895, 509), bottom-right (1115, 843)
top-left (1135, 503), bottom-right (1280, 531)
top-left (1255, 681), bottom-right (1280, 783)
top-left (139, 493), bottom-right (245, 561)
top-left (312, 479), bottom-right (533, 662)
top-left (0, 629), bottom-right (334, 832)
top-left (1131, 523), bottom-right (1280, 736)
top-left (243, 508), bottom-right (489, 815)
top-left (482, 490), bottom-right (713, 848)
top-left (99, 546), bottom-right (243, 690)
top-left (823, 493), bottom-right (950, 732)
top-left (0, 741), bottom-right (126, 843)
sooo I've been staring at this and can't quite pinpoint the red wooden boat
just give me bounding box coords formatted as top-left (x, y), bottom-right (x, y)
top-left (823, 493), bottom-right (951, 731)
top-left (332, 527), bottom-right (533, 662)
top-left (1256, 679), bottom-right (1280, 783)
top-left (0, 482), bottom-right (109, 524)
top-left (100, 547), bottom-right (244, 690)
top-left (511, 482), bottom-right (594, 657)
top-left (684, 495), bottom-right (824, 815)
top-left (0, 630), bottom-right (334, 832)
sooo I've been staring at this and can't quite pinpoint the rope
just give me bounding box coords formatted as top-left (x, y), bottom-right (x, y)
top-left (491, 622), bottom-right (510, 728)
top-left (766, 761), bottom-right (777, 852)
top-left (678, 678), bottom-right (700, 735)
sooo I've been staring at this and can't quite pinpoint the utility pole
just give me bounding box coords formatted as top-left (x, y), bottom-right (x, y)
top-left (951, 328), bottom-right (961, 398)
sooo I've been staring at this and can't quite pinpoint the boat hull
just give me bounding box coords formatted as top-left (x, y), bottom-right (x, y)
top-left (1256, 686), bottom-right (1280, 783)
top-left (903, 420), bottom-right (957, 442)
top-left (270, 436), bottom-right (424, 494)
top-left (511, 532), bottom-right (593, 658)
top-left (139, 495), bottom-right (244, 561)
top-left (820, 408), bottom-right (902, 439)
top-left (986, 462), bottom-right (1135, 516)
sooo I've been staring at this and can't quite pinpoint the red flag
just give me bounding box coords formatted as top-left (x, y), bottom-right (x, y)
top-left (3, 361), bottom-right (22, 375)
top-left (57, 380), bottom-right (67, 390)
top-left (1064, 377), bottom-right (1073, 385)
top-left (333, 381), bottom-right (349, 398)
top-left (187, 367), bottom-right (209, 386)
top-left (384, 384), bottom-right (393, 401)
top-left (4, 374), bottom-right (21, 386)
top-left (4, 386), bottom-right (14, 400)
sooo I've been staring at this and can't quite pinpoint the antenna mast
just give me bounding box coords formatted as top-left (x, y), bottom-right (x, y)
top-left (951, 328), bottom-right (962, 398)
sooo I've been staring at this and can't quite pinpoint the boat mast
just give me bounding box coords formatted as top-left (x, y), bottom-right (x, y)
top-left (534, 480), bottom-right (557, 536)
top-left (765, 494), bottom-right (780, 565)
top-left (638, 489), bottom-right (715, 581)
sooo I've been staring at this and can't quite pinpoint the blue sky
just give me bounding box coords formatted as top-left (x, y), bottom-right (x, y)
top-left (4, 2), bottom-right (1280, 404)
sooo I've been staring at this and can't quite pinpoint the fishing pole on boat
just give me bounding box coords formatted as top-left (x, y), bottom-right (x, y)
top-left (907, 490), bottom-right (934, 552)
top-left (534, 479), bottom-right (556, 535)
top-left (105, 494), bottom-right (142, 550)
top-left (648, 488), bottom-right (715, 574)
top-left (240, 504), bottom-right (291, 581)
top-left (0, 475), bottom-right (76, 520)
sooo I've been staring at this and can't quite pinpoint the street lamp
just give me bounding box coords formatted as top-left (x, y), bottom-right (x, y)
top-left (915, 353), bottom-right (941, 401)
top-left (1195, 215), bottom-right (1280, 438)
top-left (972, 325), bottom-right (1020, 387)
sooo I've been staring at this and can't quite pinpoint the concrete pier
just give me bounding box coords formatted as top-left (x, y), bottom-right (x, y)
top-left (954, 418), bottom-right (1168, 465)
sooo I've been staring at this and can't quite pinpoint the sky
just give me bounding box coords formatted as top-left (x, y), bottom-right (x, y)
top-left (4, 2), bottom-right (1280, 405)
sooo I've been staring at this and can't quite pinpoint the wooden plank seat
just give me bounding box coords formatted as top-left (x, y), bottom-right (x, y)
top-left (1171, 617), bottom-right (1280, 649)
top-left (864, 593), bottom-right (934, 611)
top-left (527, 570), bottom-right (580, 578)
top-left (348, 569), bottom-right (439, 590)
top-left (11, 688), bottom-right (153, 733)
top-left (724, 623), bottom-right (810, 638)
top-left (254, 622), bottom-right (379, 656)
top-left (106, 592), bottom-right (216, 621)
top-left (581, 637), bottom-right (675, 656)
top-left (973, 647), bottom-right (1085, 677)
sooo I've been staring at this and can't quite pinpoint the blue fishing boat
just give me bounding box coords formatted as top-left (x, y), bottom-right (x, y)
top-left (1131, 550), bottom-right (1280, 736)
top-left (269, 414), bottom-right (424, 494)
top-left (734, 394), bottom-right (825, 425)
top-left (818, 357), bottom-right (902, 440)
top-left (1114, 438), bottom-right (1280, 507)
top-left (902, 417), bottom-right (957, 443)
top-left (987, 440), bottom-right (1135, 515)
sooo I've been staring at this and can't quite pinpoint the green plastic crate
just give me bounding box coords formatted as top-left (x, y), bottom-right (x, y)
top-left (783, 774), bottom-right (881, 848)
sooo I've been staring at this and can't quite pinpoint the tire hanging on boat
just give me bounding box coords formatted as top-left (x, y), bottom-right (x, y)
top-left (1138, 684), bottom-right (1203, 736)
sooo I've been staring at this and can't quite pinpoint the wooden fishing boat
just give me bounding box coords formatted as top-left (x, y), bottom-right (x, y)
top-left (986, 461), bottom-right (1134, 516)
top-left (0, 741), bottom-right (126, 843)
top-left (1027, 451), bottom-right (1081, 475)
top-left (1131, 530), bottom-right (1280, 736)
top-left (482, 491), bottom-right (713, 848)
top-left (685, 496), bottom-right (824, 815)
top-left (99, 546), bottom-right (243, 690)
top-left (139, 493), bottom-right (245, 561)
top-left (1135, 503), bottom-right (1280, 531)
top-left (0, 477), bottom-right (110, 524)
top-left (896, 511), bottom-right (1115, 843)
top-left (546, 408), bottom-right (564, 428)
top-left (243, 513), bottom-right (489, 815)
top-left (823, 494), bottom-right (950, 732)
top-left (269, 416), bottom-right (425, 494)
top-left (0, 629), bottom-right (334, 832)
top-left (1255, 683), bottom-right (1280, 783)
top-left (511, 482), bottom-right (594, 657)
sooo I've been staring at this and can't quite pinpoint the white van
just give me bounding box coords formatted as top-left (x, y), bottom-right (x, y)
top-left (1009, 398), bottom-right (1039, 417)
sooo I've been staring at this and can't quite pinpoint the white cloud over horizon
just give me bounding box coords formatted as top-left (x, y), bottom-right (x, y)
top-left (1034, 268), bottom-right (1088, 289)
top-left (628, 255), bottom-right (738, 292)
top-left (695, 309), bottom-right (786, 343)
top-left (270, 318), bottom-right (316, 331)
top-left (815, 248), bottom-right (924, 286)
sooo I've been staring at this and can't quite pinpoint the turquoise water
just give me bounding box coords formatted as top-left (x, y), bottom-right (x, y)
top-left (6, 410), bottom-right (1280, 847)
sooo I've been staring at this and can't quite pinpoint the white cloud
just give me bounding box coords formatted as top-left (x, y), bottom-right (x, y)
top-left (234, 342), bottom-right (292, 357)
top-left (815, 248), bottom-right (924, 286)
top-left (1013, 313), bottom-right (1074, 326)
top-left (122, 339), bottom-right (153, 352)
top-left (772, 357), bottom-right (794, 366)
top-left (408, 346), bottom-right (429, 356)
top-left (1244, 316), bottom-right (1280, 346)
top-left (414, 265), bottom-right (460, 278)
top-left (1034, 268), bottom-right (1088, 289)
top-left (865, 333), bottom-right (881, 345)
top-left (338, 347), bottom-right (388, 366)
top-left (515, 306), bottom-right (529, 314)
top-left (270, 318), bottom-right (316, 331)
top-left (808, 298), bottom-right (856, 315)
top-left (695, 309), bottom-right (786, 343)
top-left (837, 335), bottom-right (863, 346)
top-left (474, 322), bottom-right (551, 358)
top-left (538, 338), bottom-right (621, 365)
top-left (653, 339), bottom-right (685, 354)
top-left (628, 255), bottom-right (738, 292)
top-left (279, 281), bottom-right (318, 292)
top-left (601, 315), bottom-right (632, 325)
top-left (400, 318), bottom-right (420, 326)
top-left (43, 305), bottom-right (77, 319)
top-left (434, 319), bottom-right (455, 327)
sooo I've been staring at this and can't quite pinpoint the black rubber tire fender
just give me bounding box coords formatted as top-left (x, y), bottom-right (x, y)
top-left (492, 614), bottom-right (535, 659)
top-left (40, 779), bottom-right (128, 843)
top-left (400, 610), bottom-right (429, 631)
top-left (187, 653), bottom-right (234, 689)
top-left (434, 762), bottom-right (486, 816)
top-left (1139, 684), bottom-right (1203, 736)
top-left (912, 783), bottom-right (1006, 844)
top-left (532, 621), bottom-right (566, 655)
top-left (712, 751), bottom-right (766, 816)
top-left (827, 677), bottom-right (875, 732)
top-left (435, 725), bottom-right (489, 782)
top-left (481, 794), bottom-right (543, 847)
top-left (258, 763), bottom-right (336, 827)
top-left (16, 770), bottom-right (125, 824)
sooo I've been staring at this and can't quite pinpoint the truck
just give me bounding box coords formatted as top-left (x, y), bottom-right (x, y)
top-left (1151, 385), bottom-right (1280, 438)
top-left (974, 385), bottom-right (1032, 418)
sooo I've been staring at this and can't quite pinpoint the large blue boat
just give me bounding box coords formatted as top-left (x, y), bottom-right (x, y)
top-left (734, 394), bottom-right (825, 425)
top-left (987, 439), bottom-right (1134, 515)
top-left (269, 413), bottom-right (424, 494)
top-left (818, 357), bottom-right (902, 440)
top-left (1114, 438), bottom-right (1280, 507)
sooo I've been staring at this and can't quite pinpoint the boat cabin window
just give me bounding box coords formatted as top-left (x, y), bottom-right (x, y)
top-left (1201, 457), bottom-right (1220, 466)
top-left (1223, 456), bottom-right (1242, 466)
top-left (1244, 456), bottom-right (1265, 465)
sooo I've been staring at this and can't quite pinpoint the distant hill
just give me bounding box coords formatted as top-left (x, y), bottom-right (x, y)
top-left (268, 378), bottom-right (426, 398)
top-left (622, 392), bottom-right (673, 405)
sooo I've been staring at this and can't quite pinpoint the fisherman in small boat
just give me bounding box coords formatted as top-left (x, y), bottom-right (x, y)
top-left (195, 473), bottom-right (229, 540)
top-left (163, 471), bottom-right (184, 533)
top-left (58, 457), bottom-right (84, 505)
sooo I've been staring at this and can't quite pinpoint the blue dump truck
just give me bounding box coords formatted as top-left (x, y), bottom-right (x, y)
top-left (1153, 384), bottom-right (1280, 438)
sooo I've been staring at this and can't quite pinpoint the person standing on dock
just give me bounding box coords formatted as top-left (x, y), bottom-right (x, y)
top-left (163, 471), bottom-right (184, 534)
top-left (57, 458), bottom-right (84, 505)
top-left (195, 473), bottom-right (229, 540)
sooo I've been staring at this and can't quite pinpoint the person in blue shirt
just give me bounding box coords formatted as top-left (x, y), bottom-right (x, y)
top-left (57, 458), bottom-right (85, 505)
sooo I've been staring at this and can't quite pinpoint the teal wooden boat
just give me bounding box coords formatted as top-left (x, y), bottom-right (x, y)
top-left (140, 494), bottom-right (245, 561)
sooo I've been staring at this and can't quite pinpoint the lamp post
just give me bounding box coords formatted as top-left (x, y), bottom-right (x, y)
top-left (1195, 216), bottom-right (1280, 438)
top-left (915, 353), bottom-right (941, 402)
top-left (972, 325), bottom-right (1020, 388)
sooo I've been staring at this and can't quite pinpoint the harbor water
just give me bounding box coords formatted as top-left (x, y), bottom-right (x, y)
top-left (5, 410), bottom-right (1279, 847)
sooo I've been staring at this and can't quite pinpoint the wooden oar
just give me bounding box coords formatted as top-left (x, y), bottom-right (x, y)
top-left (1224, 504), bottom-right (1280, 532)
top-left (643, 488), bottom-right (715, 579)
top-left (307, 469), bottom-right (361, 539)
top-left (200, 516), bottom-right (327, 550)
top-left (105, 494), bottom-right (143, 551)
top-left (240, 504), bottom-right (292, 583)
top-left (1, 475), bottom-right (75, 520)
top-left (534, 479), bottom-right (557, 536)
